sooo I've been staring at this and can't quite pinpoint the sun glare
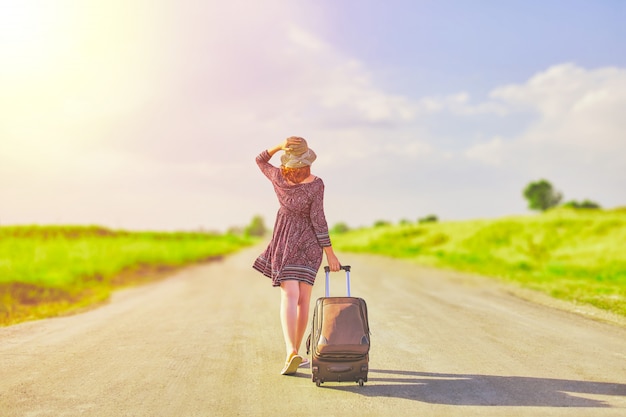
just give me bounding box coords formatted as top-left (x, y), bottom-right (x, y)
top-left (0, 0), bottom-right (177, 179)
top-left (0, 1), bottom-right (65, 76)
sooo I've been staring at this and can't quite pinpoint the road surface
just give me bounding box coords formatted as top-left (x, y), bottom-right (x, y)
top-left (1, 245), bottom-right (625, 416)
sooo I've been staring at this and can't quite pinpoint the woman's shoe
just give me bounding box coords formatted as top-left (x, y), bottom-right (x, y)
top-left (280, 353), bottom-right (302, 375)
top-left (298, 358), bottom-right (310, 368)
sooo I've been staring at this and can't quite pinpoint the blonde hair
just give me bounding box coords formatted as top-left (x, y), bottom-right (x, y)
top-left (281, 165), bottom-right (310, 184)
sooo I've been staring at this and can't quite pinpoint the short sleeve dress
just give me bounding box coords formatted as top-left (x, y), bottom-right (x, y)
top-left (252, 150), bottom-right (332, 287)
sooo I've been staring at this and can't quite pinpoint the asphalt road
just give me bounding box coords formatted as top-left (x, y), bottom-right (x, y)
top-left (1, 245), bottom-right (625, 417)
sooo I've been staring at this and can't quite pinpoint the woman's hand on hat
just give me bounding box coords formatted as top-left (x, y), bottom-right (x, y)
top-left (279, 138), bottom-right (293, 152)
top-left (283, 136), bottom-right (303, 151)
top-left (268, 139), bottom-right (292, 156)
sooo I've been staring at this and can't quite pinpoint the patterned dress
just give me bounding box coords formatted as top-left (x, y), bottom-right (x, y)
top-left (253, 150), bottom-right (332, 287)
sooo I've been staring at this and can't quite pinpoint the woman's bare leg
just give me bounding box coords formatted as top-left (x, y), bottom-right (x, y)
top-left (295, 281), bottom-right (313, 352)
top-left (280, 281), bottom-right (314, 356)
top-left (279, 281), bottom-right (299, 357)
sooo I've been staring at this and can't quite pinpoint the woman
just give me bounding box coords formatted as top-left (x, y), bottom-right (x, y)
top-left (253, 136), bottom-right (341, 375)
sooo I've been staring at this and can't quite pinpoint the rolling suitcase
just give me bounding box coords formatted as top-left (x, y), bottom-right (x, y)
top-left (306, 265), bottom-right (370, 387)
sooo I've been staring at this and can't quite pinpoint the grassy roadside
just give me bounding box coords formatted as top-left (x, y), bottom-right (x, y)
top-left (331, 208), bottom-right (626, 317)
top-left (0, 226), bottom-right (257, 326)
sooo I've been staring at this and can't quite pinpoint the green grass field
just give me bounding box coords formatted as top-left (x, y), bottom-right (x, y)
top-left (331, 208), bottom-right (626, 317)
top-left (0, 226), bottom-right (257, 326)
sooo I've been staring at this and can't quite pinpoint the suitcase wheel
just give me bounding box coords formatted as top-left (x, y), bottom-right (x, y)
top-left (358, 378), bottom-right (364, 387)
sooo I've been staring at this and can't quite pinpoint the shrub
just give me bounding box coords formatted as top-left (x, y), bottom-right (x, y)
top-left (373, 220), bottom-right (391, 228)
top-left (244, 215), bottom-right (267, 237)
top-left (563, 200), bottom-right (601, 209)
top-left (331, 222), bottom-right (351, 234)
top-left (418, 214), bottom-right (438, 224)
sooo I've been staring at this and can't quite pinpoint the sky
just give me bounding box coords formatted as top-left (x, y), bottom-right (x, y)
top-left (1, 0), bottom-right (625, 231)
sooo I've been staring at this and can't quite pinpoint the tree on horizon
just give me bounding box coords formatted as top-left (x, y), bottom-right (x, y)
top-left (523, 179), bottom-right (563, 211)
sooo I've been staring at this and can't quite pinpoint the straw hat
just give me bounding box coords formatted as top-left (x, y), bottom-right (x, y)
top-left (281, 137), bottom-right (317, 168)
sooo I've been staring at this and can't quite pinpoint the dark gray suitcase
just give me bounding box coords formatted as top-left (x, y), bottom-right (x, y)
top-left (306, 266), bottom-right (370, 387)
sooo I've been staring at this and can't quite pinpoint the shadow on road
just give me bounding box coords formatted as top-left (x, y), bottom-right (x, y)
top-left (314, 369), bottom-right (626, 408)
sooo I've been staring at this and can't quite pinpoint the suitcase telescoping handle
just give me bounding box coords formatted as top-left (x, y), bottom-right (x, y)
top-left (323, 265), bottom-right (351, 297)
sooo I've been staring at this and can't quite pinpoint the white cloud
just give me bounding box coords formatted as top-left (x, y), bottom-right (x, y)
top-left (465, 137), bottom-right (505, 166)
top-left (279, 29), bottom-right (418, 126)
top-left (385, 141), bottom-right (432, 158)
top-left (477, 63), bottom-right (626, 159)
top-left (287, 24), bottom-right (327, 51)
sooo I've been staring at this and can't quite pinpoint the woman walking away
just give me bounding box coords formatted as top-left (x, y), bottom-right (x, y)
top-left (253, 136), bottom-right (342, 375)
